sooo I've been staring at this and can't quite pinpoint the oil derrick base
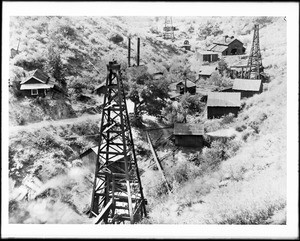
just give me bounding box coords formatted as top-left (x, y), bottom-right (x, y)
top-left (90, 60), bottom-right (147, 224)
top-left (247, 24), bottom-right (264, 79)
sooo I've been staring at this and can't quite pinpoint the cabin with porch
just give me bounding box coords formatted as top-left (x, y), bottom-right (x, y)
top-left (19, 69), bottom-right (61, 98)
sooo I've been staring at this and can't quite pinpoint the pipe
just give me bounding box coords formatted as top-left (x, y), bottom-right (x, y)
top-left (128, 37), bottom-right (131, 67)
top-left (137, 38), bottom-right (140, 66)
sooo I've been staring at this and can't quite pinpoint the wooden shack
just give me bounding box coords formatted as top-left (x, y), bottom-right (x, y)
top-left (174, 123), bottom-right (204, 147)
top-left (207, 92), bottom-right (241, 119)
top-left (198, 66), bottom-right (218, 80)
top-left (20, 69), bottom-right (60, 97)
top-left (208, 36), bottom-right (245, 56)
top-left (94, 83), bottom-right (106, 96)
top-left (176, 79), bottom-right (196, 95)
top-left (232, 78), bottom-right (263, 98)
top-left (80, 146), bottom-right (130, 174)
top-left (198, 51), bottom-right (219, 63)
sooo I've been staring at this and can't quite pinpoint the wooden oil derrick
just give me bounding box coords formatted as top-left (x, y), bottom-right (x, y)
top-left (90, 60), bottom-right (147, 224)
top-left (247, 24), bottom-right (264, 79)
top-left (163, 17), bottom-right (175, 41)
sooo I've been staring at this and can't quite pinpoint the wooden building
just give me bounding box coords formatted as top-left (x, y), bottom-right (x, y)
top-left (174, 123), bottom-right (204, 147)
top-left (207, 92), bottom-right (241, 119)
top-left (232, 78), bottom-right (263, 98)
top-left (20, 69), bottom-right (60, 97)
top-left (176, 79), bottom-right (196, 95)
top-left (94, 83), bottom-right (106, 96)
top-left (80, 146), bottom-right (129, 174)
top-left (198, 51), bottom-right (219, 63)
top-left (198, 66), bottom-right (218, 80)
top-left (208, 36), bottom-right (245, 56)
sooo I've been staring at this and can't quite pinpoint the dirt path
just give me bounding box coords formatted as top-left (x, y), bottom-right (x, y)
top-left (9, 114), bottom-right (101, 135)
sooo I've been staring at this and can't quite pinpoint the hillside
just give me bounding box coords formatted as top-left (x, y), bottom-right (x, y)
top-left (8, 16), bottom-right (287, 225)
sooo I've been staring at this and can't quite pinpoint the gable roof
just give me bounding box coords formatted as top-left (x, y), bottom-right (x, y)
top-left (199, 66), bottom-right (218, 76)
top-left (176, 79), bottom-right (196, 88)
top-left (207, 92), bottom-right (241, 107)
top-left (233, 78), bottom-right (262, 91)
top-left (174, 123), bottom-right (204, 136)
top-left (21, 69), bottom-right (49, 85)
top-left (209, 45), bottom-right (228, 53)
top-left (213, 38), bottom-right (243, 46)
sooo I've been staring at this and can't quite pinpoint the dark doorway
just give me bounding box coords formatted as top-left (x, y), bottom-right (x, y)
top-left (231, 48), bottom-right (237, 55)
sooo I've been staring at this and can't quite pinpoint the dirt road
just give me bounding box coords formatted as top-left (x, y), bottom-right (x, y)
top-left (9, 114), bottom-right (101, 135)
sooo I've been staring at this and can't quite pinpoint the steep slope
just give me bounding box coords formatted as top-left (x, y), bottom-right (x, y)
top-left (8, 16), bottom-right (286, 224)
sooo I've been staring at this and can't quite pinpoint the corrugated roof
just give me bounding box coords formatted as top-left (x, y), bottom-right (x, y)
top-left (207, 92), bottom-right (241, 107)
top-left (233, 79), bottom-right (262, 91)
top-left (174, 123), bottom-right (204, 136)
top-left (21, 69), bottom-right (49, 84)
top-left (176, 79), bottom-right (196, 88)
top-left (199, 66), bottom-right (218, 76)
top-left (209, 45), bottom-right (228, 53)
top-left (20, 83), bottom-right (54, 90)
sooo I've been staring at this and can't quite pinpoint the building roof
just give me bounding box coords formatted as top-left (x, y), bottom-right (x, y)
top-left (80, 145), bottom-right (130, 163)
top-left (209, 45), bottom-right (228, 53)
top-left (168, 91), bottom-right (181, 99)
top-left (233, 78), bottom-right (262, 91)
top-left (199, 66), bottom-right (218, 76)
top-left (94, 82), bottom-right (106, 90)
top-left (213, 38), bottom-right (242, 46)
top-left (176, 79), bottom-right (196, 88)
top-left (174, 123), bottom-right (204, 136)
top-left (20, 83), bottom-right (54, 90)
top-left (199, 50), bottom-right (219, 55)
top-left (21, 69), bottom-right (49, 84)
top-left (207, 92), bottom-right (241, 107)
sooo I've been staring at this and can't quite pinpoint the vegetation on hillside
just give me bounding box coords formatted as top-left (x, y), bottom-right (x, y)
top-left (8, 16), bottom-right (286, 225)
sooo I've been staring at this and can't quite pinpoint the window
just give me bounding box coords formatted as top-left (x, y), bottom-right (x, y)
top-left (31, 89), bottom-right (38, 95)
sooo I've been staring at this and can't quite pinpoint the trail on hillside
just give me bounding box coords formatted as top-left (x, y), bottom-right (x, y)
top-left (9, 114), bottom-right (100, 135)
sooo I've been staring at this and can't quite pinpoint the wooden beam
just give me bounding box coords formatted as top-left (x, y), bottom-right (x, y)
top-left (94, 199), bottom-right (113, 224)
top-left (146, 131), bottom-right (172, 193)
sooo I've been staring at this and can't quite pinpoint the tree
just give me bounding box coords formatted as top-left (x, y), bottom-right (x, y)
top-left (124, 72), bottom-right (169, 119)
top-left (45, 45), bottom-right (67, 91)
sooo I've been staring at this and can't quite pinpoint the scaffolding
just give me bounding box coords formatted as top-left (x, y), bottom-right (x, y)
top-left (247, 24), bottom-right (264, 79)
top-left (163, 17), bottom-right (175, 41)
top-left (90, 60), bottom-right (147, 224)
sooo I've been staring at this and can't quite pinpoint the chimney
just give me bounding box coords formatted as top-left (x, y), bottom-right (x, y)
top-left (137, 38), bottom-right (140, 66)
top-left (128, 37), bottom-right (131, 67)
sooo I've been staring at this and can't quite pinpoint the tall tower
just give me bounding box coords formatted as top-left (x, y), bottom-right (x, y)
top-left (90, 60), bottom-right (147, 224)
top-left (247, 24), bottom-right (263, 79)
top-left (163, 17), bottom-right (175, 41)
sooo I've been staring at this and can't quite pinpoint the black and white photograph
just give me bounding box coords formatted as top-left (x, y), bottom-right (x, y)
top-left (1, 1), bottom-right (299, 239)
